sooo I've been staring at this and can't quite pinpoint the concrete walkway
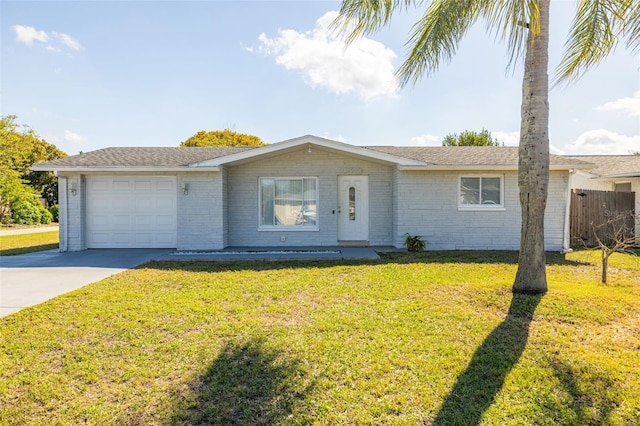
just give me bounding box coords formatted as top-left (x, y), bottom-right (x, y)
top-left (157, 246), bottom-right (382, 261)
top-left (0, 225), bottom-right (59, 236)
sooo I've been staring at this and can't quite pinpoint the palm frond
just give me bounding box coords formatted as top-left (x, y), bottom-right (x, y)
top-left (480, 0), bottom-right (539, 70)
top-left (397, 0), bottom-right (480, 86)
top-left (554, 0), bottom-right (630, 86)
top-left (332, 0), bottom-right (414, 45)
top-left (622, 0), bottom-right (640, 53)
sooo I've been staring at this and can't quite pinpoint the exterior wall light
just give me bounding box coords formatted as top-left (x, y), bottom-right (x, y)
top-left (181, 182), bottom-right (189, 195)
top-left (307, 144), bottom-right (312, 154)
top-left (70, 185), bottom-right (77, 196)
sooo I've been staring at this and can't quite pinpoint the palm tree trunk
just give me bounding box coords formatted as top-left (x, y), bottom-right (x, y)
top-left (513, 0), bottom-right (550, 294)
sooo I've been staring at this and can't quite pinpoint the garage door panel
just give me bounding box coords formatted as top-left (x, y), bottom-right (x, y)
top-left (156, 233), bottom-right (175, 244)
top-left (112, 215), bottom-right (131, 227)
top-left (91, 180), bottom-right (110, 191)
top-left (156, 197), bottom-right (174, 209)
top-left (91, 233), bottom-right (112, 244)
top-left (113, 180), bottom-right (131, 191)
top-left (92, 198), bottom-right (111, 210)
top-left (134, 180), bottom-right (153, 191)
top-left (133, 233), bottom-right (154, 244)
top-left (86, 176), bottom-right (177, 248)
top-left (112, 233), bottom-right (132, 244)
top-left (134, 197), bottom-right (153, 209)
top-left (134, 215), bottom-right (153, 226)
top-left (156, 180), bottom-right (174, 191)
top-left (112, 197), bottom-right (131, 210)
top-left (156, 214), bottom-right (174, 226)
top-left (91, 215), bottom-right (111, 226)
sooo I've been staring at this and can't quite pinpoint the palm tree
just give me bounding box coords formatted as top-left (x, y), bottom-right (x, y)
top-left (335, 0), bottom-right (638, 294)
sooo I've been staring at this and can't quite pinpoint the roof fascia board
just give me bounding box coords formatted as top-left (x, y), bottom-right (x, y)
top-left (191, 135), bottom-right (428, 167)
top-left (398, 165), bottom-right (579, 171)
top-left (31, 166), bottom-right (221, 173)
top-left (593, 172), bottom-right (640, 179)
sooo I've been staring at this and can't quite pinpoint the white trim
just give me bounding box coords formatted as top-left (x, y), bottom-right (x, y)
top-left (192, 135), bottom-right (428, 167)
top-left (562, 170), bottom-right (574, 252)
top-left (31, 166), bottom-right (221, 173)
top-left (458, 175), bottom-right (505, 210)
top-left (400, 164), bottom-right (583, 171)
top-left (257, 176), bottom-right (320, 231)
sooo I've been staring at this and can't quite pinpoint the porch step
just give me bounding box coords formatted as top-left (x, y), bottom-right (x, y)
top-left (338, 240), bottom-right (370, 247)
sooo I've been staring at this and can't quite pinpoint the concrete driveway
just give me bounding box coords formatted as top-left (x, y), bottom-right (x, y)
top-left (0, 249), bottom-right (171, 317)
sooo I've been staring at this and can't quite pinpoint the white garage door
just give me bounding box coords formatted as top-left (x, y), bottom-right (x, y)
top-left (86, 176), bottom-right (177, 248)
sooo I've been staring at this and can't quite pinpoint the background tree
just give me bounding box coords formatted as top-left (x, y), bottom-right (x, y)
top-left (591, 213), bottom-right (639, 284)
top-left (335, 0), bottom-right (638, 294)
top-left (180, 129), bottom-right (266, 147)
top-left (442, 129), bottom-right (502, 146)
top-left (0, 115), bottom-right (66, 223)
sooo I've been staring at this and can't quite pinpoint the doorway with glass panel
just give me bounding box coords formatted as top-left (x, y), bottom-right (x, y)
top-left (337, 175), bottom-right (369, 244)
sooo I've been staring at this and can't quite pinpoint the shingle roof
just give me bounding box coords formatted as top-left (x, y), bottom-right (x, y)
top-left (33, 144), bottom-right (594, 170)
top-left (33, 147), bottom-right (256, 168)
top-left (565, 155), bottom-right (640, 177)
top-left (366, 146), bottom-right (589, 167)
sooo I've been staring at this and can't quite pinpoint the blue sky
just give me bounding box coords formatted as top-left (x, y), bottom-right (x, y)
top-left (2, 1), bottom-right (638, 156)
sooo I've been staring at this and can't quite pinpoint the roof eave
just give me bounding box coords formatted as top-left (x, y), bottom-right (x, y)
top-left (191, 135), bottom-right (428, 167)
top-left (593, 172), bottom-right (640, 179)
top-left (398, 164), bottom-right (580, 171)
top-left (30, 165), bottom-right (221, 173)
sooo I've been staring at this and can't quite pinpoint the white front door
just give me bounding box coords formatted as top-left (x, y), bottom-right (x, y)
top-left (337, 175), bottom-right (369, 242)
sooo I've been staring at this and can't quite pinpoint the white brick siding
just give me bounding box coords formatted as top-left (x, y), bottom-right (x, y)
top-left (572, 171), bottom-right (613, 191)
top-left (56, 158), bottom-right (571, 251)
top-left (57, 173), bottom-right (85, 251)
top-left (394, 170), bottom-right (569, 251)
top-left (226, 147), bottom-right (394, 247)
top-left (176, 172), bottom-right (225, 250)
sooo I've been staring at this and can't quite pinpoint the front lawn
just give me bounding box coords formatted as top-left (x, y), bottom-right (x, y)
top-left (0, 231), bottom-right (59, 256)
top-left (1, 250), bottom-right (638, 424)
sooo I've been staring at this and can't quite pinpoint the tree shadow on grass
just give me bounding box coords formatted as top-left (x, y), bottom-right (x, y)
top-left (433, 293), bottom-right (543, 426)
top-left (172, 338), bottom-right (313, 425)
top-left (539, 358), bottom-right (621, 424)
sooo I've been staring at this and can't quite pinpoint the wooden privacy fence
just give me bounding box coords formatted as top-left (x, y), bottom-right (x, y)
top-left (570, 189), bottom-right (636, 247)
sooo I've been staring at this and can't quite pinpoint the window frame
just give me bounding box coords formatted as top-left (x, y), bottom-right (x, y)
top-left (257, 176), bottom-right (319, 231)
top-left (458, 175), bottom-right (505, 211)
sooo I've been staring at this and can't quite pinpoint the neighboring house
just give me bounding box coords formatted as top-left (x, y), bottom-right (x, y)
top-left (32, 135), bottom-right (590, 252)
top-left (566, 155), bottom-right (640, 238)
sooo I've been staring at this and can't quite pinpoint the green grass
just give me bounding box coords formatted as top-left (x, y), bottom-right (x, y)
top-left (1, 250), bottom-right (639, 425)
top-left (0, 231), bottom-right (59, 256)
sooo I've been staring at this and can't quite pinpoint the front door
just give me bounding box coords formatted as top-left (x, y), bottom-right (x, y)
top-left (337, 175), bottom-right (369, 243)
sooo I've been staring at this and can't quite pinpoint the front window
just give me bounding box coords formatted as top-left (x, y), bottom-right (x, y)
top-left (260, 177), bottom-right (318, 229)
top-left (459, 176), bottom-right (503, 209)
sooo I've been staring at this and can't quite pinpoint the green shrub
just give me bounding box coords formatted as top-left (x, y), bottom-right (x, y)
top-left (404, 233), bottom-right (427, 252)
top-left (11, 195), bottom-right (44, 225)
top-left (39, 207), bottom-right (53, 224)
top-left (48, 204), bottom-right (59, 222)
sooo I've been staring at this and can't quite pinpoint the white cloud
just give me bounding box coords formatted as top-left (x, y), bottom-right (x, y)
top-left (410, 134), bottom-right (440, 146)
top-left (12, 25), bottom-right (82, 53)
top-left (321, 133), bottom-right (348, 143)
top-left (492, 131), bottom-right (519, 146)
top-left (595, 91), bottom-right (640, 117)
top-left (12, 25), bottom-right (49, 45)
top-left (566, 129), bottom-right (640, 155)
top-left (256, 11), bottom-right (398, 100)
top-left (63, 130), bottom-right (87, 144)
top-left (53, 32), bottom-right (82, 51)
